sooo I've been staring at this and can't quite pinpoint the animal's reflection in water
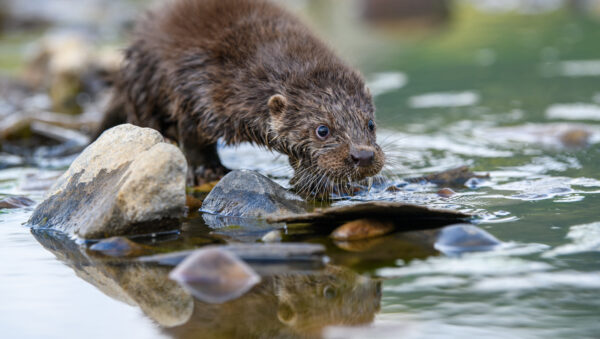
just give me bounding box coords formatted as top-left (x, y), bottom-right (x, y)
top-left (166, 265), bottom-right (381, 339)
top-left (32, 229), bottom-right (382, 338)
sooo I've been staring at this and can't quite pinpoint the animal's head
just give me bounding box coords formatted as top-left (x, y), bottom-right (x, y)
top-left (274, 265), bottom-right (382, 334)
top-left (267, 69), bottom-right (384, 197)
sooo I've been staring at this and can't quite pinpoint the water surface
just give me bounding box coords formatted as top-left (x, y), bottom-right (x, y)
top-left (1, 1), bottom-right (600, 338)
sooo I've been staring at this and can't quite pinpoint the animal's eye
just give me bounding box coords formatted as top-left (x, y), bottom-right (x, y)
top-left (316, 125), bottom-right (330, 140)
top-left (323, 285), bottom-right (337, 299)
top-left (368, 119), bottom-right (375, 132)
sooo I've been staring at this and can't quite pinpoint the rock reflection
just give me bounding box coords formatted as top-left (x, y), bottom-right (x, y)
top-left (31, 229), bottom-right (194, 327)
top-left (31, 229), bottom-right (381, 338)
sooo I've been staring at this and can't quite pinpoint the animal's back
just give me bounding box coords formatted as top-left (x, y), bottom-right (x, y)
top-left (118, 0), bottom-right (336, 144)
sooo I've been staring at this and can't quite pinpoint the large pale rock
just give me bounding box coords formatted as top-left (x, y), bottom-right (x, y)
top-left (201, 170), bottom-right (306, 218)
top-left (28, 124), bottom-right (187, 239)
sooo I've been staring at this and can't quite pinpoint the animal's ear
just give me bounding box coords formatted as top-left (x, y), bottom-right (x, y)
top-left (268, 94), bottom-right (287, 117)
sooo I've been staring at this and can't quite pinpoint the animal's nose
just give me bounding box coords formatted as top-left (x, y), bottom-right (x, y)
top-left (350, 149), bottom-right (374, 167)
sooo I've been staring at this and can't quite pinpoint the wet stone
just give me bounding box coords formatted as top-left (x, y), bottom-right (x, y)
top-left (201, 170), bottom-right (306, 218)
top-left (406, 166), bottom-right (489, 187)
top-left (169, 247), bottom-right (261, 304)
top-left (560, 128), bottom-right (590, 148)
top-left (437, 187), bottom-right (456, 198)
top-left (88, 236), bottom-right (151, 257)
top-left (28, 124), bottom-right (187, 239)
top-left (434, 224), bottom-right (502, 255)
top-left (385, 184), bottom-right (403, 192)
top-left (140, 243), bottom-right (327, 266)
top-left (0, 195), bottom-right (35, 209)
top-left (330, 219), bottom-right (395, 241)
top-left (268, 201), bottom-right (470, 230)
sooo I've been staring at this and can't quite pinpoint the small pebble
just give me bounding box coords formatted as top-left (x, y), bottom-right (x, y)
top-left (331, 219), bottom-right (395, 241)
top-left (560, 129), bottom-right (590, 148)
top-left (385, 185), bottom-right (402, 192)
top-left (88, 236), bottom-right (149, 257)
top-left (437, 188), bottom-right (456, 198)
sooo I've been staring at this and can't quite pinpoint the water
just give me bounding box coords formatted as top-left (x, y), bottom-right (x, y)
top-left (2, 1), bottom-right (600, 338)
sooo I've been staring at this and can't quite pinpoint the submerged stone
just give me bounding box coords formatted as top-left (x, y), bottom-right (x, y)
top-left (89, 236), bottom-right (150, 257)
top-left (434, 224), bottom-right (502, 255)
top-left (201, 170), bottom-right (306, 218)
top-left (28, 124), bottom-right (187, 239)
top-left (560, 128), bottom-right (590, 148)
top-left (169, 247), bottom-right (261, 304)
top-left (141, 243), bottom-right (327, 266)
top-left (437, 187), bottom-right (456, 198)
top-left (406, 166), bottom-right (489, 187)
top-left (330, 219), bottom-right (395, 241)
top-left (0, 196), bottom-right (35, 209)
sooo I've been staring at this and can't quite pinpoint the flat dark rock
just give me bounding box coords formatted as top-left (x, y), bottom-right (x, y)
top-left (139, 243), bottom-right (326, 266)
top-left (267, 201), bottom-right (470, 229)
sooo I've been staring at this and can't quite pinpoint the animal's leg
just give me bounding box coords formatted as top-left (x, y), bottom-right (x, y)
top-left (178, 120), bottom-right (230, 186)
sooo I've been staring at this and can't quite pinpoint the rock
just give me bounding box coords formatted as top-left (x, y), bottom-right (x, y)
top-left (201, 170), bottom-right (306, 218)
top-left (437, 187), bottom-right (456, 198)
top-left (140, 243), bottom-right (327, 266)
top-left (268, 201), bottom-right (470, 230)
top-left (560, 128), bottom-right (590, 148)
top-left (0, 196), bottom-right (35, 209)
top-left (88, 236), bottom-right (151, 257)
top-left (169, 247), bottom-right (261, 304)
top-left (434, 224), bottom-right (502, 255)
top-left (406, 166), bottom-right (489, 187)
top-left (28, 124), bottom-right (187, 239)
top-left (330, 219), bottom-right (395, 241)
top-left (385, 185), bottom-right (403, 192)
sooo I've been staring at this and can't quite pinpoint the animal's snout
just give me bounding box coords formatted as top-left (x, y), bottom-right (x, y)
top-left (350, 149), bottom-right (375, 167)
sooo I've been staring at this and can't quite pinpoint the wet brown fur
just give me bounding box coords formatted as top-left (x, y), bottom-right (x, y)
top-left (108, 0), bottom-right (384, 196)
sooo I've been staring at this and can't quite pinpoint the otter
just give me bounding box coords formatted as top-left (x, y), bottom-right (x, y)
top-left (103, 0), bottom-right (384, 197)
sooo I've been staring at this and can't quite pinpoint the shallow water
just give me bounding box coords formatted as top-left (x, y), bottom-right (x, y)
top-left (2, 1), bottom-right (600, 338)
